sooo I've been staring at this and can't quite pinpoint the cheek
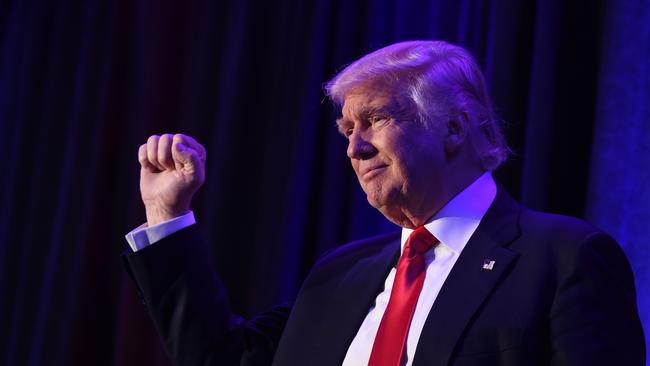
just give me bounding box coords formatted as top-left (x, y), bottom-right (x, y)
top-left (386, 164), bottom-right (409, 186)
top-left (351, 160), bottom-right (360, 175)
top-left (385, 146), bottom-right (412, 177)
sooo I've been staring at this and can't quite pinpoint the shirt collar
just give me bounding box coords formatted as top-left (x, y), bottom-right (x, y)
top-left (400, 172), bottom-right (497, 254)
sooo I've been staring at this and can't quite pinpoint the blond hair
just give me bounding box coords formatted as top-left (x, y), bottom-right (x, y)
top-left (325, 40), bottom-right (509, 170)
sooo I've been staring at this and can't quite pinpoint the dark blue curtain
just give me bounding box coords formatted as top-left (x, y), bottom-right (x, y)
top-left (584, 0), bottom-right (650, 358)
top-left (1, 0), bottom-right (648, 365)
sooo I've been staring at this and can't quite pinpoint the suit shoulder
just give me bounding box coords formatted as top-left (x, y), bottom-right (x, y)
top-left (518, 207), bottom-right (605, 243)
top-left (515, 207), bottom-right (630, 268)
top-left (314, 231), bottom-right (400, 269)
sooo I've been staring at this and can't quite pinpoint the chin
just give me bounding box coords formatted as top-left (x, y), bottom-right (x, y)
top-left (364, 193), bottom-right (381, 208)
top-left (363, 185), bottom-right (398, 211)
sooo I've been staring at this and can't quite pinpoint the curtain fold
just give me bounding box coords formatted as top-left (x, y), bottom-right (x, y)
top-left (586, 0), bottom-right (650, 352)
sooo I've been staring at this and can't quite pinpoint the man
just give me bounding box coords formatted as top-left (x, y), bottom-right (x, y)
top-left (123, 41), bottom-right (645, 365)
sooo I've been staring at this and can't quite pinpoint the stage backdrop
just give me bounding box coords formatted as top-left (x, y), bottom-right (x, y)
top-left (0, 0), bottom-right (648, 365)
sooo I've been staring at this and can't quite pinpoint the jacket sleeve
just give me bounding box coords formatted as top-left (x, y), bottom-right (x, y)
top-left (122, 224), bottom-right (291, 366)
top-left (549, 231), bottom-right (646, 365)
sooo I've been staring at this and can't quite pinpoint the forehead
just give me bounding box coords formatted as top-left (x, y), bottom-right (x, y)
top-left (343, 91), bottom-right (392, 114)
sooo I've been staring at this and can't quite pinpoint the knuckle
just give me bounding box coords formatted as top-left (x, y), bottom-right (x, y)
top-left (147, 145), bottom-right (156, 157)
top-left (173, 133), bottom-right (186, 144)
top-left (147, 135), bottom-right (160, 143)
top-left (159, 150), bottom-right (172, 162)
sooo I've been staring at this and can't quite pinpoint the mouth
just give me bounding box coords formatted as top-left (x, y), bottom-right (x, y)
top-left (361, 165), bottom-right (388, 180)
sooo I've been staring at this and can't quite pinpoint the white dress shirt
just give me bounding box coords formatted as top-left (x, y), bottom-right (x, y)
top-left (125, 173), bottom-right (497, 365)
top-left (342, 172), bottom-right (496, 366)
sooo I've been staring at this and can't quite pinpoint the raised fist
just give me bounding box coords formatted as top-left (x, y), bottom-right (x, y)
top-left (138, 133), bottom-right (206, 225)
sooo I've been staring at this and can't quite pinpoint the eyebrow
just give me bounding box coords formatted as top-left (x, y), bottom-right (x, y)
top-left (336, 105), bottom-right (389, 127)
top-left (359, 105), bottom-right (389, 118)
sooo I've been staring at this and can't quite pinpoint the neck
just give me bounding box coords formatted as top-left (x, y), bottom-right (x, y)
top-left (383, 168), bottom-right (486, 229)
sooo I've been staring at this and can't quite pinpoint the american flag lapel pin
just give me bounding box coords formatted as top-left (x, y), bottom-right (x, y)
top-left (482, 259), bottom-right (496, 271)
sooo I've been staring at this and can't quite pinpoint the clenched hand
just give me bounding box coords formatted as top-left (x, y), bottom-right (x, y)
top-left (138, 133), bottom-right (206, 226)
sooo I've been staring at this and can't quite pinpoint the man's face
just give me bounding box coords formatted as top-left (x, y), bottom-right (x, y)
top-left (336, 86), bottom-right (452, 227)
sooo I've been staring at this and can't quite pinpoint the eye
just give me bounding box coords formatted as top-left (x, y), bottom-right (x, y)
top-left (369, 115), bottom-right (389, 126)
top-left (338, 124), bottom-right (354, 138)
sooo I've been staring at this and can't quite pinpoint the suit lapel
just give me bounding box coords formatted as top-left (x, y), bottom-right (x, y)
top-left (412, 189), bottom-right (522, 365)
top-left (273, 232), bottom-right (400, 366)
top-left (321, 239), bottom-right (400, 364)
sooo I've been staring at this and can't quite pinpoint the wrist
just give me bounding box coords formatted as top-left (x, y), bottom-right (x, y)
top-left (145, 205), bottom-right (190, 226)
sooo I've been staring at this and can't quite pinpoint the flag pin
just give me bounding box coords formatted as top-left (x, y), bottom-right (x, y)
top-left (482, 259), bottom-right (495, 271)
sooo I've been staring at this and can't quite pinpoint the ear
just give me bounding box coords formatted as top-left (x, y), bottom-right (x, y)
top-left (444, 111), bottom-right (470, 153)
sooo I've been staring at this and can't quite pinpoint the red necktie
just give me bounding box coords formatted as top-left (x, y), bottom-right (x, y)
top-left (368, 226), bottom-right (438, 366)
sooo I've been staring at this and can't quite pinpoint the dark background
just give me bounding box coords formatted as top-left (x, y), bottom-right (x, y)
top-left (1, 0), bottom-right (648, 365)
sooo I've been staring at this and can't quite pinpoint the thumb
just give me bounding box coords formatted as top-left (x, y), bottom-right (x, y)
top-left (172, 142), bottom-right (201, 171)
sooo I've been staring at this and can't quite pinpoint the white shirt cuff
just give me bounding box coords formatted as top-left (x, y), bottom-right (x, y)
top-left (124, 211), bottom-right (196, 252)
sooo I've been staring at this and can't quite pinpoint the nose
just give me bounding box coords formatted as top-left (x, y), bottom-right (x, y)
top-left (347, 130), bottom-right (377, 160)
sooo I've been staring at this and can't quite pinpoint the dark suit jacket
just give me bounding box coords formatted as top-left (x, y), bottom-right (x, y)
top-left (123, 190), bottom-right (646, 365)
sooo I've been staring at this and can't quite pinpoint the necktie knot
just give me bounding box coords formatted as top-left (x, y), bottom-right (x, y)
top-left (404, 226), bottom-right (437, 259)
